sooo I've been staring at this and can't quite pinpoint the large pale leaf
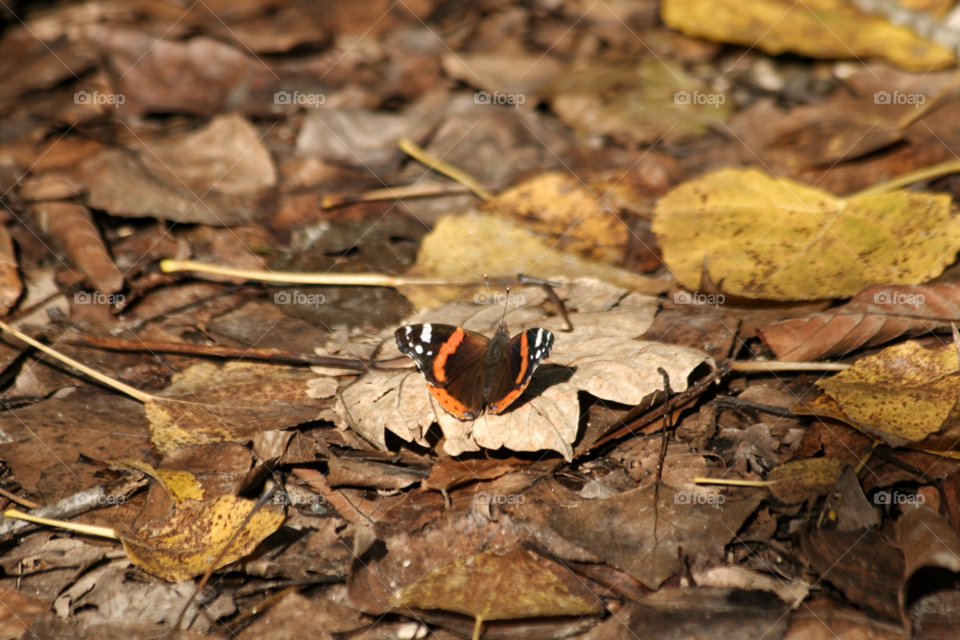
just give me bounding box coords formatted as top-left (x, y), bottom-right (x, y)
top-left (654, 168), bottom-right (959, 300)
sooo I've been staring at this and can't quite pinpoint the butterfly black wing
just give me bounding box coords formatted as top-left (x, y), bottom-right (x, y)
top-left (486, 327), bottom-right (554, 414)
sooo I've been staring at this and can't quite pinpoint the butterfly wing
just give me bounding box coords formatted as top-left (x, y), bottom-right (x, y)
top-left (395, 324), bottom-right (490, 419)
top-left (486, 328), bottom-right (555, 414)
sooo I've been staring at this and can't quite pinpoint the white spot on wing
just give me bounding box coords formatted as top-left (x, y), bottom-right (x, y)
top-left (535, 328), bottom-right (543, 347)
top-left (405, 326), bottom-right (412, 337)
top-left (415, 345), bottom-right (423, 354)
top-left (421, 324), bottom-right (432, 343)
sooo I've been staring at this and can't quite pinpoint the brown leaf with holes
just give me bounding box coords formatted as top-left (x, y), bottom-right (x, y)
top-left (758, 284), bottom-right (960, 361)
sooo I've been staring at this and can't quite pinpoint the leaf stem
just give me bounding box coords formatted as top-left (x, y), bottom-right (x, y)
top-left (159, 260), bottom-right (481, 286)
top-left (3, 508), bottom-right (118, 539)
top-left (398, 138), bottom-right (495, 201)
top-left (850, 159), bottom-right (960, 198)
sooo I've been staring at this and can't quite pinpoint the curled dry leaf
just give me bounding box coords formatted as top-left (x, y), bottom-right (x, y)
top-left (758, 283), bottom-right (960, 361)
top-left (119, 494), bottom-right (284, 583)
top-left (767, 458), bottom-right (847, 505)
top-left (653, 168), bottom-right (959, 300)
top-left (110, 458), bottom-right (203, 505)
top-left (661, 0), bottom-right (955, 71)
top-left (817, 341), bottom-right (960, 447)
top-left (31, 202), bottom-right (124, 295)
top-left (897, 504), bottom-right (960, 634)
top-left (0, 224), bottom-right (21, 316)
top-left (146, 361), bottom-right (325, 454)
top-left (335, 283), bottom-right (713, 460)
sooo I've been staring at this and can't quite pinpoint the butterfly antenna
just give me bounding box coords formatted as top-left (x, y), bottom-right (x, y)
top-left (499, 287), bottom-right (509, 330)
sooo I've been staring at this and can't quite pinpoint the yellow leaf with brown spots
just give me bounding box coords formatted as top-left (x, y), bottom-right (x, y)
top-left (653, 168), bottom-right (959, 300)
top-left (768, 458), bottom-right (847, 505)
top-left (817, 341), bottom-right (960, 447)
top-left (120, 494), bottom-right (284, 583)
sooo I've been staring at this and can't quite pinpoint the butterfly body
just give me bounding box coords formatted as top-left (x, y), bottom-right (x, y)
top-left (394, 323), bottom-right (555, 420)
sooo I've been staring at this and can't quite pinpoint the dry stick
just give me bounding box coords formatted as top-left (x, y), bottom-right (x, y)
top-left (398, 138), bottom-right (495, 201)
top-left (729, 361), bottom-right (850, 372)
top-left (3, 508), bottom-right (118, 538)
top-left (159, 259), bottom-right (482, 286)
top-left (590, 363), bottom-right (730, 451)
top-left (321, 182), bottom-right (472, 209)
top-left (850, 158), bottom-right (960, 199)
top-left (0, 487), bottom-right (41, 510)
top-left (61, 330), bottom-right (372, 371)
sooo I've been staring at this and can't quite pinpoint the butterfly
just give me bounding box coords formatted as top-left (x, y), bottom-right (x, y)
top-left (394, 321), bottom-right (555, 420)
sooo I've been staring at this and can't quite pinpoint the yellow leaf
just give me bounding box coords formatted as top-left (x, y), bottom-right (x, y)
top-left (817, 341), bottom-right (960, 447)
top-left (120, 495), bottom-right (284, 582)
top-left (768, 458), bottom-right (847, 505)
top-left (402, 212), bottom-right (669, 309)
top-left (483, 172), bottom-right (628, 264)
top-left (653, 168), bottom-right (958, 300)
top-left (662, 0), bottom-right (955, 72)
top-left (110, 458), bottom-right (203, 505)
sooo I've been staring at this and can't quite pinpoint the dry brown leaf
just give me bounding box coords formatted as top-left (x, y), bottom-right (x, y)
top-left (0, 224), bottom-right (22, 317)
top-left (335, 284), bottom-right (712, 460)
top-left (82, 114), bottom-right (276, 226)
top-left (758, 284), bottom-right (960, 361)
top-left (120, 495), bottom-right (284, 583)
top-left (110, 459), bottom-right (204, 505)
top-left (146, 361), bottom-right (324, 454)
top-left (897, 504), bottom-right (960, 634)
top-left (549, 482), bottom-right (763, 589)
top-left (31, 202), bottom-right (124, 295)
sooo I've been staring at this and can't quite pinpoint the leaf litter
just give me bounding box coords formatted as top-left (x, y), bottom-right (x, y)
top-left (3, 0), bottom-right (960, 637)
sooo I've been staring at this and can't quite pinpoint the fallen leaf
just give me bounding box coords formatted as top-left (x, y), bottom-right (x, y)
top-left (548, 483), bottom-right (762, 589)
top-left (653, 167), bottom-right (959, 300)
top-left (661, 0), bottom-right (955, 71)
top-left (897, 504), bottom-right (960, 633)
top-left (546, 58), bottom-right (731, 145)
top-left (817, 341), bottom-right (960, 447)
top-left (482, 172), bottom-right (628, 264)
top-left (82, 114), bottom-right (276, 226)
top-left (758, 283), bottom-right (960, 361)
top-left (110, 459), bottom-right (204, 505)
top-left (0, 225), bottom-right (21, 317)
top-left (402, 212), bottom-right (670, 309)
top-left (767, 458), bottom-right (847, 505)
top-left (120, 494), bottom-right (284, 583)
top-left (336, 289), bottom-right (711, 460)
top-left (146, 361), bottom-right (324, 454)
top-left (398, 546), bottom-right (605, 620)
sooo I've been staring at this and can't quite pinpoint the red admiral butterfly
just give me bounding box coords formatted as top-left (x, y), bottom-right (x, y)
top-left (394, 321), bottom-right (555, 420)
